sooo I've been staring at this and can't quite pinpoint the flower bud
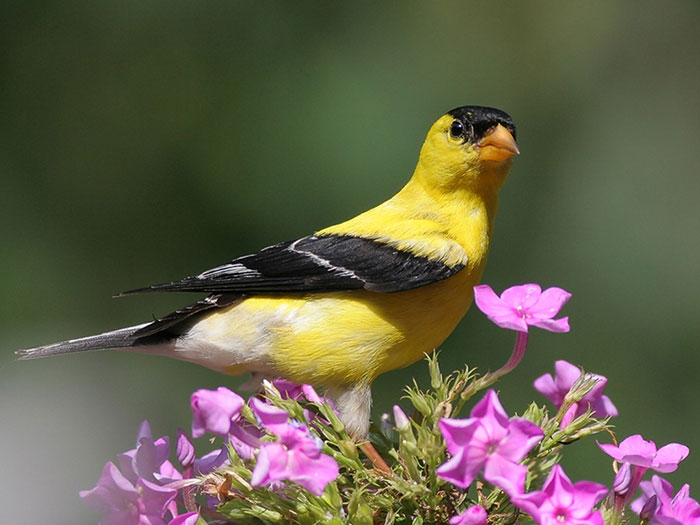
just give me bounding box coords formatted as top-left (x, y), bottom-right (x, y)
top-left (612, 462), bottom-right (632, 496)
top-left (338, 439), bottom-right (359, 460)
top-left (450, 505), bottom-right (488, 525)
top-left (559, 403), bottom-right (578, 429)
top-left (176, 429), bottom-right (195, 469)
top-left (411, 394), bottom-right (431, 417)
top-left (393, 405), bottom-right (410, 432)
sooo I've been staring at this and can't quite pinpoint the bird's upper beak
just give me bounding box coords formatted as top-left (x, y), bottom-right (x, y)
top-left (478, 124), bottom-right (520, 162)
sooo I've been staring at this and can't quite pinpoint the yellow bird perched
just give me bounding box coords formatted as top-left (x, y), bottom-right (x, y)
top-left (17, 105), bottom-right (518, 440)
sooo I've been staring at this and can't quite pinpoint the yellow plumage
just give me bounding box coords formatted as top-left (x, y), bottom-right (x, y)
top-left (17, 106), bottom-right (518, 440)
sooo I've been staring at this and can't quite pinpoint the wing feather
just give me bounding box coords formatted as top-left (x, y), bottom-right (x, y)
top-left (120, 234), bottom-right (465, 296)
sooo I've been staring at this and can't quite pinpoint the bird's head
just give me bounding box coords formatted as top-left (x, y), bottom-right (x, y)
top-left (415, 105), bottom-right (518, 195)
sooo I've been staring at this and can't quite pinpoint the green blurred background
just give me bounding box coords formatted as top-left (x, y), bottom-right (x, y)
top-left (2, 1), bottom-right (699, 522)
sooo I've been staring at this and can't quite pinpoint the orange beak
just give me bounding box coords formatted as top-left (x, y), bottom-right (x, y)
top-left (478, 124), bottom-right (519, 162)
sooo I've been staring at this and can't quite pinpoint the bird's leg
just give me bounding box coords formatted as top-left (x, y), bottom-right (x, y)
top-left (329, 383), bottom-right (392, 474)
top-left (359, 441), bottom-right (392, 474)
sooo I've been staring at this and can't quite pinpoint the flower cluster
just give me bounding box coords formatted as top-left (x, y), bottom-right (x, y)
top-left (80, 283), bottom-right (697, 525)
top-left (436, 388), bottom-right (608, 524)
top-left (81, 380), bottom-right (339, 524)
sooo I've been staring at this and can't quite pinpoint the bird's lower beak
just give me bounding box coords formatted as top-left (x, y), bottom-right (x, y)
top-left (478, 124), bottom-right (520, 162)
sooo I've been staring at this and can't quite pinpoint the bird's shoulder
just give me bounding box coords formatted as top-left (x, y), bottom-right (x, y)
top-left (318, 200), bottom-right (469, 269)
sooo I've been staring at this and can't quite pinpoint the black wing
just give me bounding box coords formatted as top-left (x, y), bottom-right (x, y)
top-left (121, 234), bottom-right (465, 296)
top-left (131, 293), bottom-right (242, 340)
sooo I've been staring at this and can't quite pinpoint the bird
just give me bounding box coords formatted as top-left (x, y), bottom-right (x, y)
top-left (17, 105), bottom-right (518, 442)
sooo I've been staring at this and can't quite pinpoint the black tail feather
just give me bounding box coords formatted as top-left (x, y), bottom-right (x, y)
top-left (15, 324), bottom-right (150, 360)
top-left (15, 293), bottom-right (242, 360)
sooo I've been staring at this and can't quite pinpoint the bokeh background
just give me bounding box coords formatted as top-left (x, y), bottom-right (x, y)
top-left (2, 2), bottom-right (699, 522)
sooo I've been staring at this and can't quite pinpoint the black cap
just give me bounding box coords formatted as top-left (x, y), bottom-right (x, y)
top-left (447, 105), bottom-right (516, 143)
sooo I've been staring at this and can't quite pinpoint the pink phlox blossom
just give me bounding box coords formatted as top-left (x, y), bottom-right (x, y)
top-left (80, 461), bottom-right (177, 525)
top-left (534, 360), bottom-right (617, 422)
top-left (228, 422), bottom-right (264, 461)
top-left (115, 420), bottom-right (180, 486)
top-left (190, 387), bottom-right (245, 438)
top-left (193, 447), bottom-right (230, 476)
top-left (250, 396), bottom-right (291, 435)
top-left (449, 505), bottom-right (488, 525)
top-left (271, 379), bottom-right (338, 426)
top-left (598, 434), bottom-right (689, 473)
top-left (250, 421), bottom-right (339, 496)
top-left (473, 283), bottom-right (571, 333)
top-left (436, 390), bottom-right (544, 496)
top-left (272, 379), bottom-right (326, 405)
top-left (511, 465), bottom-right (607, 525)
top-left (631, 475), bottom-right (700, 524)
top-left (168, 512), bottom-right (200, 525)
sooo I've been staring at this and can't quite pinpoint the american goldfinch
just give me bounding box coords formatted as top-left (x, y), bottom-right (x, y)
top-left (17, 106), bottom-right (518, 439)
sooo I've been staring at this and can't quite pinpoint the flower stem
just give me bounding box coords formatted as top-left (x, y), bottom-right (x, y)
top-left (493, 330), bottom-right (529, 379)
top-left (181, 466), bottom-right (197, 513)
top-left (457, 331), bottom-right (529, 408)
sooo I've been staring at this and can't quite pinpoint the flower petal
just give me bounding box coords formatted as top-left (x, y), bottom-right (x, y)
top-left (473, 285), bottom-right (514, 318)
top-left (439, 417), bottom-right (480, 453)
top-left (483, 453), bottom-right (527, 497)
top-left (436, 449), bottom-right (479, 489)
top-left (497, 418), bottom-right (544, 462)
top-left (553, 360), bottom-right (582, 392)
top-left (250, 397), bottom-right (290, 435)
top-left (488, 314), bottom-right (530, 332)
top-left (527, 287), bottom-right (572, 319)
top-left (137, 478), bottom-right (178, 517)
top-left (528, 316), bottom-right (570, 333)
top-left (501, 284), bottom-right (542, 310)
top-left (79, 461), bottom-right (137, 514)
top-left (286, 450), bottom-right (339, 496)
top-left (169, 512), bottom-right (201, 525)
top-left (193, 448), bottom-right (229, 475)
top-left (533, 373), bottom-right (560, 405)
top-left (653, 443), bottom-right (690, 473)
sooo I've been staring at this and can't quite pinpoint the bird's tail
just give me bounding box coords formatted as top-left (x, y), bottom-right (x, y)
top-left (15, 323), bottom-right (152, 360)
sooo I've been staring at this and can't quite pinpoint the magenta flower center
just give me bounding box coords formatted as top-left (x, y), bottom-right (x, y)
top-left (485, 439), bottom-right (501, 455)
top-left (515, 304), bottom-right (531, 319)
top-left (555, 507), bottom-right (569, 521)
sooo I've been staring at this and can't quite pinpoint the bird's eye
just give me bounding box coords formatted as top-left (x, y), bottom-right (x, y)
top-left (449, 120), bottom-right (465, 139)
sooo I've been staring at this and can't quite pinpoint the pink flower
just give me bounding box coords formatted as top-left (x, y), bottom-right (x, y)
top-left (534, 360), bottom-right (617, 421)
top-left (450, 505), bottom-right (488, 525)
top-left (601, 434), bottom-right (689, 511)
top-left (436, 390), bottom-right (544, 496)
top-left (190, 387), bottom-right (245, 438)
top-left (168, 512), bottom-right (200, 525)
top-left (250, 422), bottom-right (339, 496)
top-left (473, 284), bottom-right (571, 333)
top-left (598, 434), bottom-right (689, 473)
top-left (193, 447), bottom-right (229, 476)
top-left (511, 465), bottom-right (607, 524)
top-left (80, 461), bottom-right (177, 525)
top-left (250, 396), bottom-right (291, 435)
top-left (115, 420), bottom-right (181, 486)
top-left (631, 475), bottom-right (700, 524)
top-left (272, 379), bottom-right (325, 405)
